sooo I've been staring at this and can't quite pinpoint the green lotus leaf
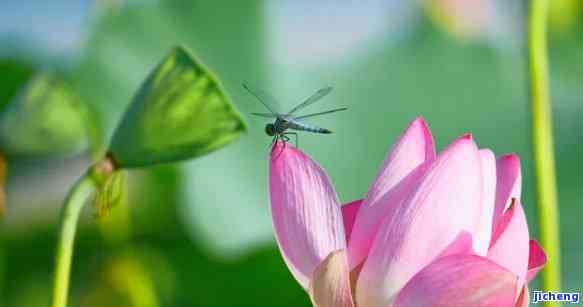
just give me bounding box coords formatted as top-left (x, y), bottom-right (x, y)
top-left (108, 46), bottom-right (246, 168)
top-left (0, 72), bottom-right (90, 157)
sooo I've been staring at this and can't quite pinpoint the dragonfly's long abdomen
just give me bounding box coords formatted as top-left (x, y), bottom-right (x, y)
top-left (287, 120), bottom-right (332, 134)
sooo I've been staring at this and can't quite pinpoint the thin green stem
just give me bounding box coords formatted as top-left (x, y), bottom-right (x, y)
top-left (528, 0), bottom-right (561, 302)
top-left (50, 174), bottom-right (96, 307)
top-left (0, 241), bottom-right (4, 300)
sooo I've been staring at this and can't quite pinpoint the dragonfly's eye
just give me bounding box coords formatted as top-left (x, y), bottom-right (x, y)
top-left (265, 124), bottom-right (275, 136)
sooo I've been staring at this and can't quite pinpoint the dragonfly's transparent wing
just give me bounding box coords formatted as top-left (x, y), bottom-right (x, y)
top-left (242, 83), bottom-right (278, 115)
top-left (250, 112), bottom-right (278, 118)
top-left (293, 107), bottom-right (347, 120)
top-left (287, 86), bottom-right (333, 115)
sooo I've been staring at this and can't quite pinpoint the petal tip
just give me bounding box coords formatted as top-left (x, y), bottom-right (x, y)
top-left (500, 153), bottom-right (521, 166)
top-left (409, 116), bottom-right (435, 159)
top-left (270, 141), bottom-right (299, 159)
top-left (411, 116), bottom-right (427, 127)
top-left (528, 239), bottom-right (547, 268)
top-left (525, 239), bottom-right (547, 282)
top-left (408, 116), bottom-right (430, 135)
top-left (447, 133), bottom-right (478, 152)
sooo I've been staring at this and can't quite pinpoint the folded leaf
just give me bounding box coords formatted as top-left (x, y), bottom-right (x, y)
top-left (108, 46), bottom-right (246, 168)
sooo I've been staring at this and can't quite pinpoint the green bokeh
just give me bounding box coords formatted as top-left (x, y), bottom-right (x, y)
top-left (0, 72), bottom-right (90, 157)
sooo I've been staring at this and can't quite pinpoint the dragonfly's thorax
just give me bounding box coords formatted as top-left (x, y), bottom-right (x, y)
top-left (272, 117), bottom-right (289, 134)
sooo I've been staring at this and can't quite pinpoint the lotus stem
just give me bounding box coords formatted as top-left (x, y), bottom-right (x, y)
top-left (528, 0), bottom-right (561, 304)
top-left (50, 173), bottom-right (96, 307)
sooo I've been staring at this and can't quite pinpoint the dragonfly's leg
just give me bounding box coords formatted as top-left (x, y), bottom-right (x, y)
top-left (272, 134), bottom-right (285, 159)
top-left (269, 135), bottom-right (277, 150)
top-left (269, 135), bottom-right (279, 158)
top-left (284, 132), bottom-right (298, 147)
top-left (282, 134), bottom-right (289, 157)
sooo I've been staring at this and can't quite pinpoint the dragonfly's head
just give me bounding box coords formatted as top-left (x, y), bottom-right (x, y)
top-left (265, 123), bottom-right (276, 136)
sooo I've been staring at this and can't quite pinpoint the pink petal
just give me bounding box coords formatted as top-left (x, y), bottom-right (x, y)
top-left (493, 154), bottom-right (522, 230)
top-left (488, 201), bottom-right (529, 292)
top-left (474, 149), bottom-right (496, 255)
top-left (394, 255), bottom-right (518, 307)
top-left (269, 142), bottom-right (346, 289)
top-left (309, 250), bottom-right (355, 307)
top-left (515, 285), bottom-right (529, 307)
top-left (526, 239), bottom-right (547, 282)
top-left (348, 117), bottom-right (435, 268)
top-left (356, 135), bottom-right (483, 307)
top-left (341, 200), bottom-right (363, 244)
top-left (437, 231), bottom-right (474, 258)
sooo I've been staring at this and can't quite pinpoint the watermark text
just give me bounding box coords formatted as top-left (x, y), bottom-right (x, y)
top-left (532, 290), bottom-right (580, 304)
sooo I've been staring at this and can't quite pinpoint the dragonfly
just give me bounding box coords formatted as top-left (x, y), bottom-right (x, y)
top-left (243, 83), bottom-right (347, 147)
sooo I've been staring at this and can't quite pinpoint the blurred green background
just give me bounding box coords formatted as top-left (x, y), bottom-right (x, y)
top-left (0, 1), bottom-right (581, 306)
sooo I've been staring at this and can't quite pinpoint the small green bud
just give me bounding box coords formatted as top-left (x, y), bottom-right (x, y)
top-left (93, 170), bottom-right (126, 219)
